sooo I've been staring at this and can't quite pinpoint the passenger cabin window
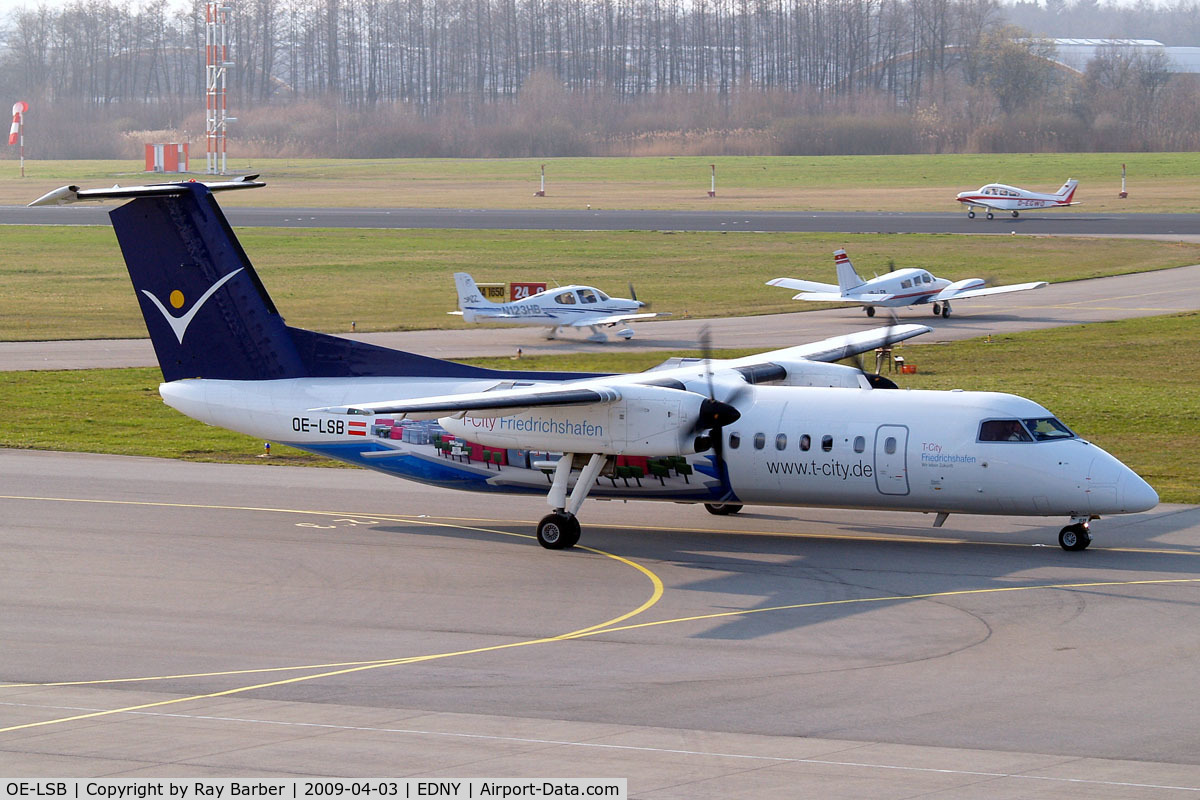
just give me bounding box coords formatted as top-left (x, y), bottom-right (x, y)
top-left (853, 435), bottom-right (865, 453)
top-left (901, 279), bottom-right (912, 288)
top-left (554, 292), bottom-right (576, 305)
top-left (799, 434), bottom-right (811, 452)
top-left (775, 433), bottom-right (787, 451)
top-left (821, 435), bottom-right (833, 452)
top-left (728, 432), bottom-right (741, 449)
top-left (753, 433), bottom-right (766, 450)
top-left (1024, 417), bottom-right (1076, 441)
top-left (978, 419), bottom-right (1033, 442)
top-left (578, 289), bottom-right (598, 304)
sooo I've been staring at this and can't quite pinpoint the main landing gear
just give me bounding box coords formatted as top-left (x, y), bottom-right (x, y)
top-left (1012, 210), bottom-right (1020, 218)
top-left (536, 452), bottom-right (607, 549)
top-left (933, 301), bottom-right (952, 318)
top-left (704, 502), bottom-right (743, 516)
top-left (865, 306), bottom-right (876, 318)
top-left (1058, 517), bottom-right (1092, 551)
top-left (587, 325), bottom-right (608, 343)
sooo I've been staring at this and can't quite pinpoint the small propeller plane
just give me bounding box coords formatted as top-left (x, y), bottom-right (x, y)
top-left (768, 249), bottom-right (1048, 318)
top-left (450, 272), bottom-right (669, 342)
top-left (956, 179), bottom-right (1079, 219)
top-left (31, 179), bottom-right (1157, 553)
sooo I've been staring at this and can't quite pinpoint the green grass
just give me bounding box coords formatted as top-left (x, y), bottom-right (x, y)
top-left (4, 225), bottom-right (1200, 340)
top-left (3, 153), bottom-right (1197, 211)
top-left (2, 313), bottom-right (1196, 502)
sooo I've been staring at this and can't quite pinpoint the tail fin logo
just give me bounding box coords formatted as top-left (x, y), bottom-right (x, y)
top-left (140, 268), bottom-right (244, 344)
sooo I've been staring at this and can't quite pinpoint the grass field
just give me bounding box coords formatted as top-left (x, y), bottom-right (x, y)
top-left (4, 225), bottom-right (1199, 341)
top-left (2, 153), bottom-right (1197, 211)
top-left (1, 313), bottom-right (1196, 503)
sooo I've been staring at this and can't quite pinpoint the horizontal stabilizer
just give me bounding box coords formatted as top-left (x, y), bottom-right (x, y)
top-left (29, 175), bottom-right (265, 206)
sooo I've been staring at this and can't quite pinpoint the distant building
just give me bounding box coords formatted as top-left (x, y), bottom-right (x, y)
top-left (1049, 38), bottom-right (1200, 74)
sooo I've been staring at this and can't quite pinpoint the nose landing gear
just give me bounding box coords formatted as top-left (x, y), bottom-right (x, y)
top-left (1059, 518), bottom-right (1092, 551)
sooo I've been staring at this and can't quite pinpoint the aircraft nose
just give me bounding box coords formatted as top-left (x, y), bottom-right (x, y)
top-left (1120, 469), bottom-right (1159, 512)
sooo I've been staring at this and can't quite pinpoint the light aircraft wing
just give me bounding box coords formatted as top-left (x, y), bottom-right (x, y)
top-left (567, 312), bottom-right (670, 327)
top-left (934, 281), bottom-right (1048, 302)
top-left (767, 277), bottom-right (840, 293)
top-left (790, 291), bottom-right (888, 304)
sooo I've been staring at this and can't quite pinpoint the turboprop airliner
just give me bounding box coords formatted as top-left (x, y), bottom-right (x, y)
top-left (451, 272), bottom-right (669, 342)
top-left (956, 179), bottom-right (1079, 219)
top-left (768, 249), bottom-right (1048, 318)
top-left (30, 179), bottom-right (1157, 552)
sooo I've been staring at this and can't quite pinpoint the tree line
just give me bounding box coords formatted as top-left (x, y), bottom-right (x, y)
top-left (1, 0), bottom-right (1198, 157)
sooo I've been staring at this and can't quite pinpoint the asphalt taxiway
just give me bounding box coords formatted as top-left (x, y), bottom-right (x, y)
top-left (4, 264), bottom-right (1199, 370)
top-left (3, 449), bottom-right (1200, 794)
top-left (4, 204), bottom-right (1200, 237)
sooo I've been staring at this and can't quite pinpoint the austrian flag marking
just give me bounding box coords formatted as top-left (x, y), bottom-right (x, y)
top-left (348, 420), bottom-right (367, 436)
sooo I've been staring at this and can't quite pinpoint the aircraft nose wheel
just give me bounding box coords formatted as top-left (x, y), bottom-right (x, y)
top-left (1058, 523), bottom-right (1092, 551)
top-left (986, 212), bottom-right (994, 220)
top-left (537, 511), bottom-right (581, 549)
top-left (1012, 210), bottom-right (1020, 218)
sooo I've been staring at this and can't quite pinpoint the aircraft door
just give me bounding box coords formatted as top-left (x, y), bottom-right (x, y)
top-left (874, 425), bottom-right (910, 496)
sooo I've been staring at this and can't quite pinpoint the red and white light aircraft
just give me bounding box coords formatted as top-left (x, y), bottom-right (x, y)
top-left (768, 249), bottom-right (1047, 318)
top-left (31, 178), bottom-right (1156, 553)
top-left (956, 179), bottom-right (1079, 219)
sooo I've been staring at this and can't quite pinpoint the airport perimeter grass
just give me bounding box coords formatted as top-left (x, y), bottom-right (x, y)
top-left (1, 313), bottom-right (1195, 503)
top-left (4, 225), bottom-right (1200, 341)
top-left (2, 153), bottom-right (1198, 211)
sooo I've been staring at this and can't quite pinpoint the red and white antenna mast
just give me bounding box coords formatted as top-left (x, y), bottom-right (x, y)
top-left (205, 2), bottom-right (234, 174)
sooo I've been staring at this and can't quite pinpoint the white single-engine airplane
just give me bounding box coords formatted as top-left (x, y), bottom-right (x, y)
top-left (768, 249), bottom-right (1048, 318)
top-left (451, 272), bottom-right (668, 342)
top-left (956, 179), bottom-right (1079, 219)
top-left (32, 179), bottom-right (1157, 552)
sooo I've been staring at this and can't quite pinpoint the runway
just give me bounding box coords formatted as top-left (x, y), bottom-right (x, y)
top-left (3, 203), bottom-right (1200, 237)
top-left (2, 449), bottom-right (1199, 793)
top-left (5, 264), bottom-right (1199, 370)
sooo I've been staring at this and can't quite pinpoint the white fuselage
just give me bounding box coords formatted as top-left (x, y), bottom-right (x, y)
top-left (460, 286), bottom-right (641, 327)
top-left (956, 183), bottom-right (1073, 212)
top-left (844, 268), bottom-right (953, 308)
top-left (158, 377), bottom-right (1157, 519)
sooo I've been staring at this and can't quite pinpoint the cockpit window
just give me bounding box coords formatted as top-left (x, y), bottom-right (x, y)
top-left (1023, 417), bottom-right (1075, 441)
top-left (978, 419), bottom-right (1033, 442)
top-left (578, 289), bottom-right (598, 304)
top-left (595, 290), bottom-right (610, 301)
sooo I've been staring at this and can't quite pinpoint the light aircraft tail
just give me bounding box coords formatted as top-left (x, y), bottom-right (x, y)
top-left (453, 272), bottom-right (498, 323)
top-left (103, 182), bottom-right (579, 383)
top-left (833, 249), bottom-right (866, 293)
top-left (1055, 179), bottom-right (1079, 203)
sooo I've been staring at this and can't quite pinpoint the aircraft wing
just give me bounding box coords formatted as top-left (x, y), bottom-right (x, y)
top-left (934, 281), bottom-right (1048, 302)
top-left (314, 383), bottom-right (620, 420)
top-left (567, 312), bottom-right (670, 327)
top-left (791, 291), bottom-right (885, 304)
top-left (731, 323), bottom-right (931, 364)
top-left (767, 277), bottom-right (840, 293)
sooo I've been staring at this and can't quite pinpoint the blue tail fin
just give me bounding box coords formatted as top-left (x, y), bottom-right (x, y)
top-left (110, 183), bottom-right (598, 383)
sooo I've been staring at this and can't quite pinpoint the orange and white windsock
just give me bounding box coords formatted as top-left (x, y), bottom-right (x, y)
top-left (9, 101), bottom-right (28, 145)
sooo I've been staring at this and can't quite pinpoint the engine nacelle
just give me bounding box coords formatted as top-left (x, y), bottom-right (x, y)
top-left (439, 384), bottom-right (712, 456)
top-left (769, 359), bottom-right (873, 389)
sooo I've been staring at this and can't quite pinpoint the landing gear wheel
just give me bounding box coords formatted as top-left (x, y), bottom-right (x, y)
top-left (986, 211), bottom-right (994, 220)
top-left (932, 303), bottom-right (941, 316)
top-left (967, 210), bottom-right (976, 219)
top-left (941, 304), bottom-right (951, 318)
top-left (1012, 210), bottom-right (1020, 218)
top-left (537, 512), bottom-right (581, 549)
top-left (866, 306), bottom-right (876, 318)
top-left (1058, 523), bottom-right (1091, 551)
top-left (705, 502), bottom-right (744, 516)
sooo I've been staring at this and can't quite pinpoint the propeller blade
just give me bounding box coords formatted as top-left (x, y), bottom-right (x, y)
top-left (628, 282), bottom-right (638, 303)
